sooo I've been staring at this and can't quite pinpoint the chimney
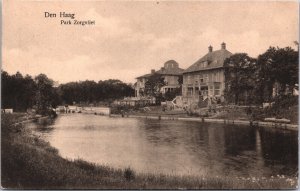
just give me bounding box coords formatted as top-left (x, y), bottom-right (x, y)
top-left (151, 69), bottom-right (155, 74)
top-left (221, 42), bottom-right (226, 50)
top-left (208, 45), bottom-right (213, 52)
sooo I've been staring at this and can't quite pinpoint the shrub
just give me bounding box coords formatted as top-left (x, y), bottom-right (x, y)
top-left (73, 159), bottom-right (96, 172)
top-left (265, 95), bottom-right (298, 119)
top-left (124, 167), bottom-right (135, 181)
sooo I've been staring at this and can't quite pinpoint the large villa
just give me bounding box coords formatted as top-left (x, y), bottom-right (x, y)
top-left (134, 42), bottom-right (232, 105)
top-left (182, 42), bottom-right (232, 105)
top-left (135, 60), bottom-right (184, 97)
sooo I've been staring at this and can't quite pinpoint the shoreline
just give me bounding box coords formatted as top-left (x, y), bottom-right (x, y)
top-left (109, 114), bottom-right (298, 131)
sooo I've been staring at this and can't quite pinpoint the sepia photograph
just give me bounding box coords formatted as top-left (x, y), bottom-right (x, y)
top-left (1, 0), bottom-right (299, 189)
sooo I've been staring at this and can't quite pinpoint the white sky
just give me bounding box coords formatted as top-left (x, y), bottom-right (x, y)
top-left (3, 0), bottom-right (299, 84)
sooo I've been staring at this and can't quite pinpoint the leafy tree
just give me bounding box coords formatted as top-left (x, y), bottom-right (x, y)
top-left (35, 74), bottom-right (57, 114)
top-left (164, 87), bottom-right (181, 101)
top-left (22, 75), bottom-right (37, 110)
top-left (257, 47), bottom-right (298, 102)
top-left (138, 88), bottom-right (145, 97)
top-left (144, 73), bottom-right (166, 97)
top-left (224, 53), bottom-right (257, 105)
top-left (178, 75), bottom-right (183, 85)
top-left (58, 79), bottom-right (134, 105)
top-left (1, 71), bottom-right (13, 109)
top-left (163, 75), bottom-right (184, 101)
top-left (1, 71), bottom-right (37, 111)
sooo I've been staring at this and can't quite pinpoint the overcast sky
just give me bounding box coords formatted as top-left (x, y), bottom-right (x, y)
top-left (3, 1), bottom-right (299, 84)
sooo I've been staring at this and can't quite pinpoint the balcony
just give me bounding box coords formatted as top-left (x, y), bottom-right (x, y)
top-left (184, 83), bottom-right (208, 87)
top-left (200, 82), bottom-right (208, 86)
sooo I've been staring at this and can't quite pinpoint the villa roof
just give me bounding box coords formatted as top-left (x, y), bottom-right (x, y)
top-left (156, 60), bottom-right (184, 75)
top-left (184, 49), bottom-right (232, 73)
top-left (136, 73), bottom-right (153, 79)
top-left (136, 60), bottom-right (183, 79)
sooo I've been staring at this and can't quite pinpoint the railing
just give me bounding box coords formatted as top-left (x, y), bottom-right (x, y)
top-left (82, 107), bottom-right (111, 115)
top-left (184, 82), bottom-right (208, 87)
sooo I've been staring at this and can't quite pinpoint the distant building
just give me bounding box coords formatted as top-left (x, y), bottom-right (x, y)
top-left (135, 60), bottom-right (184, 97)
top-left (182, 42), bottom-right (232, 105)
top-left (2, 109), bottom-right (13, 113)
top-left (272, 82), bottom-right (299, 97)
top-left (135, 72), bottom-right (154, 97)
top-left (114, 97), bottom-right (156, 107)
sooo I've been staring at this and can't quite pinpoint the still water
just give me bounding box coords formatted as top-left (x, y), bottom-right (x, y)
top-left (30, 114), bottom-right (298, 178)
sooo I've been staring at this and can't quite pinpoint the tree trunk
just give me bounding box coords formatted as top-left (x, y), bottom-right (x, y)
top-left (235, 93), bottom-right (239, 105)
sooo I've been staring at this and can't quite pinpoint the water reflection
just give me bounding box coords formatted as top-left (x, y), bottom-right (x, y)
top-left (29, 114), bottom-right (298, 178)
top-left (224, 126), bottom-right (256, 156)
top-left (259, 128), bottom-right (298, 175)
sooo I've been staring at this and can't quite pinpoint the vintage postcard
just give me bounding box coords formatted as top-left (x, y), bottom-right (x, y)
top-left (1, 0), bottom-right (299, 189)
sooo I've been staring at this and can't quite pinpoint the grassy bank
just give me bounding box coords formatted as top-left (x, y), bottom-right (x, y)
top-left (1, 113), bottom-right (298, 189)
top-left (112, 104), bottom-right (298, 125)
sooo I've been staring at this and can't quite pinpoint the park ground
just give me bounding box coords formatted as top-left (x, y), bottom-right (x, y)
top-left (111, 103), bottom-right (298, 125)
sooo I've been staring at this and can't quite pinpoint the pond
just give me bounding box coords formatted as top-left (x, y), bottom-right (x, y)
top-left (29, 114), bottom-right (298, 178)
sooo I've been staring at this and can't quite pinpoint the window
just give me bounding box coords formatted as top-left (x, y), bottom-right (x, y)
top-left (173, 76), bottom-right (177, 85)
top-left (195, 87), bottom-right (199, 95)
top-left (183, 76), bottom-right (187, 83)
top-left (205, 74), bottom-right (209, 82)
top-left (188, 76), bottom-right (192, 84)
top-left (215, 83), bottom-right (220, 89)
top-left (209, 85), bottom-right (214, 96)
top-left (214, 83), bottom-right (221, 96)
top-left (209, 73), bottom-right (212, 82)
top-left (183, 87), bottom-right (187, 96)
top-left (199, 74), bottom-right (204, 83)
top-left (187, 87), bottom-right (193, 96)
top-left (201, 86), bottom-right (208, 96)
top-left (216, 72), bottom-right (219, 81)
